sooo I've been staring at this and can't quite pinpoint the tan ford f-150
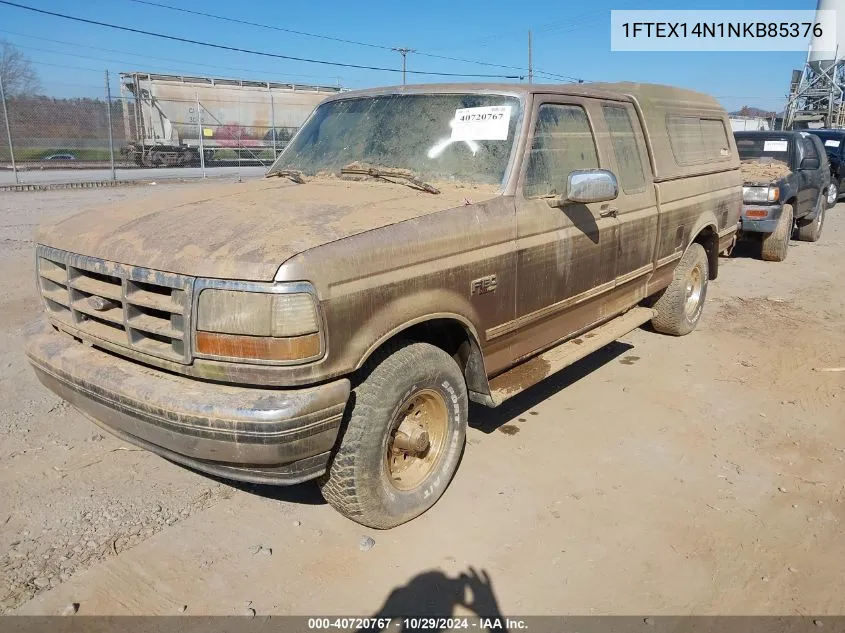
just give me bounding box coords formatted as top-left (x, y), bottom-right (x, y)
top-left (25, 83), bottom-right (742, 528)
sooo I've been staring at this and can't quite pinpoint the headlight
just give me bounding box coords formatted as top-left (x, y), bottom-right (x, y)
top-left (196, 289), bottom-right (321, 362)
top-left (743, 186), bottom-right (779, 203)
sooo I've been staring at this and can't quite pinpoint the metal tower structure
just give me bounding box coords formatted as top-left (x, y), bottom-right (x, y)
top-left (784, 0), bottom-right (845, 130)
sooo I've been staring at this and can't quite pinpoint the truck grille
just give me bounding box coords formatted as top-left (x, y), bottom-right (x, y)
top-left (36, 246), bottom-right (195, 364)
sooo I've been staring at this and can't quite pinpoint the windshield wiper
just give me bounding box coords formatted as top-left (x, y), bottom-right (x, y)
top-left (267, 169), bottom-right (306, 184)
top-left (340, 162), bottom-right (440, 194)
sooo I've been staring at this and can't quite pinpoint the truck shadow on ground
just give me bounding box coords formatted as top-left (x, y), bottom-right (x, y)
top-left (726, 237), bottom-right (767, 260)
top-left (216, 340), bottom-right (633, 504)
top-left (469, 340), bottom-right (633, 434)
top-left (356, 567), bottom-right (509, 632)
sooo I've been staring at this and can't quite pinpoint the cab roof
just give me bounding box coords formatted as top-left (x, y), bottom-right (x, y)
top-left (330, 81), bottom-right (724, 112)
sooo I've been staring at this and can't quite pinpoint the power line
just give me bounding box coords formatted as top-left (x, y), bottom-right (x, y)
top-left (9, 39), bottom-right (342, 86)
top-left (0, 29), bottom-right (343, 81)
top-left (27, 59), bottom-right (104, 74)
top-left (0, 1), bottom-right (523, 79)
top-left (126, 0), bottom-right (395, 51)
top-left (123, 0), bottom-right (582, 82)
top-left (413, 51), bottom-right (581, 82)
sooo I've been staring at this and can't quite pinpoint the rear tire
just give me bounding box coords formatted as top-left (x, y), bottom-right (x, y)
top-left (651, 242), bottom-right (709, 336)
top-left (761, 203), bottom-right (793, 262)
top-left (319, 341), bottom-right (468, 529)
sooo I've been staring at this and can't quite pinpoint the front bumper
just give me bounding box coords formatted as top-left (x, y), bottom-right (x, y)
top-left (25, 319), bottom-right (350, 485)
top-left (739, 203), bottom-right (783, 234)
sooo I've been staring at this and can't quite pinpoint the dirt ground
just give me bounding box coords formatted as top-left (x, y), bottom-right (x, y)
top-left (1, 183), bottom-right (844, 616)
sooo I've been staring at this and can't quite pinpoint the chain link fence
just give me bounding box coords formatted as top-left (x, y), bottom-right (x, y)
top-left (0, 71), bottom-right (341, 186)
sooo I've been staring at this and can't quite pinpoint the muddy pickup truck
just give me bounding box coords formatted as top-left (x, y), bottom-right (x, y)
top-left (734, 131), bottom-right (831, 261)
top-left (25, 83), bottom-right (741, 528)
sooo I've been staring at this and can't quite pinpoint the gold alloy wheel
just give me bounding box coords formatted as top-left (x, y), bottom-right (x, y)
top-left (683, 266), bottom-right (704, 320)
top-left (385, 389), bottom-right (448, 491)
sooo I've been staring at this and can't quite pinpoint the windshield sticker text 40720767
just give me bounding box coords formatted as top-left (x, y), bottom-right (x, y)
top-left (450, 105), bottom-right (512, 142)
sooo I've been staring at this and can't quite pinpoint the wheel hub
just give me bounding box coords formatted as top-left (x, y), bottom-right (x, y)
top-left (683, 267), bottom-right (703, 319)
top-left (393, 422), bottom-right (430, 453)
top-left (386, 389), bottom-right (448, 491)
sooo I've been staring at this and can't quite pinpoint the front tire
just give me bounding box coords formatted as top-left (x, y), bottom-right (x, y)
top-left (319, 341), bottom-right (468, 529)
top-left (826, 181), bottom-right (839, 208)
top-left (761, 203), bottom-right (793, 262)
top-left (796, 203), bottom-right (825, 243)
top-left (651, 242), bottom-right (709, 336)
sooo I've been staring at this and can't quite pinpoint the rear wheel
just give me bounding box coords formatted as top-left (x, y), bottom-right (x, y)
top-left (761, 203), bottom-right (793, 262)
top-left (319, 341), bottom-right (468, 529)
top-left (651, 242), bottom-right (709, 336)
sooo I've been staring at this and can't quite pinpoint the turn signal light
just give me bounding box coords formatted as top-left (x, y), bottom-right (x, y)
top-left (745, 209), bottom-right (769, 218)
top-left (196, 331), bottom-right (321, 362)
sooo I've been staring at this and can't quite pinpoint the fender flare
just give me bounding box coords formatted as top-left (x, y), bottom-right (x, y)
top-left (686, 213), bottom-right (720, 279)
top-left (354, 302), bottom-right (492, 398)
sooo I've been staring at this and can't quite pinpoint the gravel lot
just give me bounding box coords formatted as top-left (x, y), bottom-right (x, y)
top-left (1, 183), bottom-right (844, 615)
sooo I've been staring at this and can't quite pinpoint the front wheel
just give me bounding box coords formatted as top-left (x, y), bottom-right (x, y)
top-left (651, 242), bottom-right (709, 336)
top-left (796, 204), bottom-right (825, 242)
top-left (761, 203), bottom-right (793, 262)
top-left (827, 181), bottom-right (839, 208)
top-left (319, 341), bottom-right (468, 529)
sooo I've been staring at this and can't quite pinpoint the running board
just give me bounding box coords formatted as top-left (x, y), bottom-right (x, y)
top-left (484, 307), bottom-right (656, 406)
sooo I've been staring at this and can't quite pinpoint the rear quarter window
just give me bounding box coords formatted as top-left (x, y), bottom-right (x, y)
top-left (666, 115), bottom-right (731, 166)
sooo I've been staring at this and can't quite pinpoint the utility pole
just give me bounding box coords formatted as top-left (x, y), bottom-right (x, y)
top-left (393, 47), bottom-right (415, 85)
top-left (528, 30), bottom-right (533, 84)
top-left (105, 70), bottom-right (116, 181)
top-left (0, 74), bottom-right (18, 184)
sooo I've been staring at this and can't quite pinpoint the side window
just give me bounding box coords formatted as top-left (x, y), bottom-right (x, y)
top-left (803, 137), bottom-right (818, 160)
top-left (524, 104), bottom-right (599, 198)
top-left (602, 104), bottom-right (646, 194)
top-left (700, 118), bottom-right (730, 160)
top-left (667, 115), bottom-right (730, 165)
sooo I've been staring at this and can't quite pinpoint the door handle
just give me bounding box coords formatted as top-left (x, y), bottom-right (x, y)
top-left (599, 207), bottom-right (618, 218)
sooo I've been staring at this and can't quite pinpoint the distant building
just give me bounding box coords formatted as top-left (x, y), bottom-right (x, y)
top-left (730, 116), bottom-right (772, 132)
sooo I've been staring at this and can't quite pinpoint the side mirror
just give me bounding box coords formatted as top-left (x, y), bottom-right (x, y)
top-left (800, 157), bottom-right (820, 170)
top-left (546, 169), bottom-right (619, 208)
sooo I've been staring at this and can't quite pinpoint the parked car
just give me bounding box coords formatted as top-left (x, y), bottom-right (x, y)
top-left (43, 153), bottom-right (76, 161)
top-left (805, 128), bottom-right (845, 206)
top-left (734, 131), bottom-right (831, 261)
top-left (25, 82), bottom-right (741, 528)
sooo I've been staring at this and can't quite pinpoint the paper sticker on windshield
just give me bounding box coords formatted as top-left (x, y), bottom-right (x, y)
top-left (450, 106), bottom-right (512, 141)
top-left (763, 140), bottom-right (788, 152)
top-left (825, 139), bottom-right (841, 148)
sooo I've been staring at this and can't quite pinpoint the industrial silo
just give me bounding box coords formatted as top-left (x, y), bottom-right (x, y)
top-left (784, 0), bottom-right (845, 129)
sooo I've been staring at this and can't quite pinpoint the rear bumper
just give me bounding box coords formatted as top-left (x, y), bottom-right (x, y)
top-left (25, 319), bottom-right (350, 485)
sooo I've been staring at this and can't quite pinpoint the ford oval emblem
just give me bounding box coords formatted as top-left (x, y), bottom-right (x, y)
top-left (87, 296), bottom-right (115, 311)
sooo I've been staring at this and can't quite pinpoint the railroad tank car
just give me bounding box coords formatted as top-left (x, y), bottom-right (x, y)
top-left (120, 72), bottom-right (342, 166)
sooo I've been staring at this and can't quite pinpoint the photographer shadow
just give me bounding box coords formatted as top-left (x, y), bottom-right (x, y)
top-left (358, 567), bottom-right (509, 633)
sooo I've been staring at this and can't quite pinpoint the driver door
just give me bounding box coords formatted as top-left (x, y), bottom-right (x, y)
top-left (509, 97), bottom-right (620, 361)
top-left (797, 136), bottom-right (822, 214)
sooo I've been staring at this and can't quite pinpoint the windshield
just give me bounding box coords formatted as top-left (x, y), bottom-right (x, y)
top-left (268, 93), bottom-right (523, 187)
top-left (735, 134), bottom-right (793, 163)
top-left (807, 132), bottom-right (844, 157)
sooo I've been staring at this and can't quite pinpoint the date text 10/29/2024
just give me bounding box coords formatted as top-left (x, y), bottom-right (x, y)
top-left (306, 617), bottom-right (528, 630)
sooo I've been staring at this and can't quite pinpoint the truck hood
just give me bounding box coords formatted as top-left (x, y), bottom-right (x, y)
top-left (37, 177), bottom-right (492, 281)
